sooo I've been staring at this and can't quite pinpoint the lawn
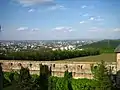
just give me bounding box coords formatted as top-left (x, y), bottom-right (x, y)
top-left (57, 53), bottom-right (116, 62)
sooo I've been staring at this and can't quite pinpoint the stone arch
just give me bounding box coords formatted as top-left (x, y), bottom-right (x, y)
top-left (64, 65), bottom-right (68, 68)
top-left (29, 63), bottom-right (32, 67)
top-left (81, 65), bottom-right (83, 69)
top-left (77, 65), bottom-right (80, 68)
top-left (53, 64), bottom-right (55, 68)
top-left (77, 65), bottom-right (80, 71)
top-left (8, 63), bottom-right (13, 66)
top-left (112, 66), bottom-right (115, 70)
top-left (18, 63), bottom-right (22, 67)
top-left (94, 66), bottom-right (97, 69)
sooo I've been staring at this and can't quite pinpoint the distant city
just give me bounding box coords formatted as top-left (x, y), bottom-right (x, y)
top-left (0, 40), bottom-right (100, 52)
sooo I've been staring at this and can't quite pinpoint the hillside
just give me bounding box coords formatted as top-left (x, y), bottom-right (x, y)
top-left (61, 53), bottom-right (116, 62)
top-left (79, 39), bottom-right (120, 53)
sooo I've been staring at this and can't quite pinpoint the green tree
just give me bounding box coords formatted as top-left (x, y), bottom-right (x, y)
top-left (16, 67), bottom-right (33, 90)
top-left (92, 60), bottom-right (112, 90)
top-left (39, 64), bottom-right (51, 90)
top-left (64, 70), bottom-right (73, 90)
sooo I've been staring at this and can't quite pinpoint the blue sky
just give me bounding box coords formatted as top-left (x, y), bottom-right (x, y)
top-left (0, 0), bottom-right (120, 40)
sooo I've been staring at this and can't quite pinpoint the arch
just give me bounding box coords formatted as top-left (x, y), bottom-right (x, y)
top-left (9, 63), bottom-right (13, 66)
top-left (53, 64), bottom-right (55, 68)
top-left (112, 66), bottom-right (114, 70)
top-left (77, 65), bottom-right (80, 68)
top-left (94, 66), bottom-right (97, 69)
top-left (30, 63), bottom-right (32, 67)
top-left (18, 63), bottom-right (22, 66)
top-left (81, 65), bottom-right (83, 69)
top-left (64, 65), bottom-right (68, 68)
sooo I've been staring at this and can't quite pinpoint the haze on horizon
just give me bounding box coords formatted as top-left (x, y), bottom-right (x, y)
top-left (0, 0), bottom-right (120, 40)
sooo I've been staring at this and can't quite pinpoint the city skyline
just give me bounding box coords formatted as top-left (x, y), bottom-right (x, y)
top-left (0, 0), bottom-right (120, 40)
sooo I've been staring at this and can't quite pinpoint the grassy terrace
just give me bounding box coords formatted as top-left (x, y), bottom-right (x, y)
top-left (57, 53), bottom-right (116, 62)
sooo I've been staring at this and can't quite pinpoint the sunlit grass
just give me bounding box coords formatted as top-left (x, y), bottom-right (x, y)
top-left (57, 53), bottom-right (116, 62)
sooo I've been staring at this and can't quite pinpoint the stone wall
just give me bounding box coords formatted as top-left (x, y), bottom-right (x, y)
top-left (117, 53), bottom-right (120, 71)
top-left (0, 60), bottom-right (117, 79)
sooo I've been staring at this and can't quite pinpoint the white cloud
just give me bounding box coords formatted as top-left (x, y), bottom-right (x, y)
top-left (52, 26), bottom-right (74, 32)
top-left (48, 5), bottom-right (66, 10)
top-left (89, 17), bottom-right (95, 20)
top-left (89, 16), bottom-right (104, 21)
top-left (14, 0), bottom-right (54, 6)
top-left (17, 27), bottom-right (40, 31)
top-left (28, 9), bottom-right (35, 12)
top-left (113, 28), bottom-right (120, 32)
top-left (79, 21), bottom-right (85, 24)
top-left (31, 28), bottom-right (40, 31)
top-left (17, 27), bottom-right (28, 31)
top-left (81, 5), bottom-right (87, 8)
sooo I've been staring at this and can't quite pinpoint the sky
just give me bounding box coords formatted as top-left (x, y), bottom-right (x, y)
top-left (0, 0), bottom-right (120, 40)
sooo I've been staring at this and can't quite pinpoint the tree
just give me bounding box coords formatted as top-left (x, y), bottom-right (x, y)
top-left (64, 70), bottom-right (73, 90)
top-left (92, 60), bottom-right (112, 90)
top-left (39, 64), bottom-right (51, 90)
top-left (0, 63), bottom-right (3, 90)
top-left (16, 67), bottom-right (33, 90)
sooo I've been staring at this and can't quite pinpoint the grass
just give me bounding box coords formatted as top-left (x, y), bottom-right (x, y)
top-left (57, 53), bottom-right (116, 62)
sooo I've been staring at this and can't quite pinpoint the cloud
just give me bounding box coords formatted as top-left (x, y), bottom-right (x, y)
top-left (89, 17), bottom-right (95, 20)
top-left (80, 21), bottom-right (86, 24)
top-left (17, 27), bottom-right (40, 31)
top-left (52, 26), bottom-right (74, 32)
top-left (81, 5), bottom-right (87, 8)
top-left (113, 28), bottom-right (120, 32)
top-left (31, 28), bottom-right (40, 31)
top-left (88, 16), bottom-right (104, 21)
top-left (13, 0), bottom-right (54, 7)
top-left (28, 9), bottom-right (35, 12)
top-left (48, 5), bottom-right (66, 10)
top-left (17, 27), bottom-right (28, 31)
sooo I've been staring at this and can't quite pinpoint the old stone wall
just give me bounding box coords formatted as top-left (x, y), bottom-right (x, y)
top-left (0, 60), bottom-right (117, 79)
top-left (117, 53), bottom-right (120, 71)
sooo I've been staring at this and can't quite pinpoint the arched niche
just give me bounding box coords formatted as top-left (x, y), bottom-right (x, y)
top-left (29, 63), bottom-right (32, 67)
top-left (53, 64), bottom-right (55, 68)
top-left (94, 66), bottom-right (98, 69)
top-left (8, 63), bottom-right (13, 66)
top-left (18, 63), bottom-right (22, 67)
top-left (64, 65), bottom-right (68, 69)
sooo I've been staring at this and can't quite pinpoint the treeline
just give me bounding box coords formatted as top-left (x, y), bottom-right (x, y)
top-left (2, 61), bottom-right (120, 90)
top-left (0, 49), bottom-right (100, 61)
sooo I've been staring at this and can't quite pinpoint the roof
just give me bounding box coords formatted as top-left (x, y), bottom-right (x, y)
top-left (114, 44), bottom-right (120, 53)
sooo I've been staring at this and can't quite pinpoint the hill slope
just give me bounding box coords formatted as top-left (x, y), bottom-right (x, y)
top-left (79, 39), bottom-right (120, 53)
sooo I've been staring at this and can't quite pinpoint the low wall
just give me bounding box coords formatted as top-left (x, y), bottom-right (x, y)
top-left (0, 60), bottom-right (117, 79)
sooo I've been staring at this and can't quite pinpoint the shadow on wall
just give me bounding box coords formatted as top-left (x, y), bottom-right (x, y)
top-left (116, 70), bottom-right (120, 88)
top-left (111, 70), bottom-right (120, 89)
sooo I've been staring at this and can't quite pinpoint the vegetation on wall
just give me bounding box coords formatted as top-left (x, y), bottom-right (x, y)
top-left (2, 61), bottom-right (120, 90)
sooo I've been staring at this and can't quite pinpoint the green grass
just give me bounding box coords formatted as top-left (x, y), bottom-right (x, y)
top-left (57, 53), bottom-right (116, 62)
